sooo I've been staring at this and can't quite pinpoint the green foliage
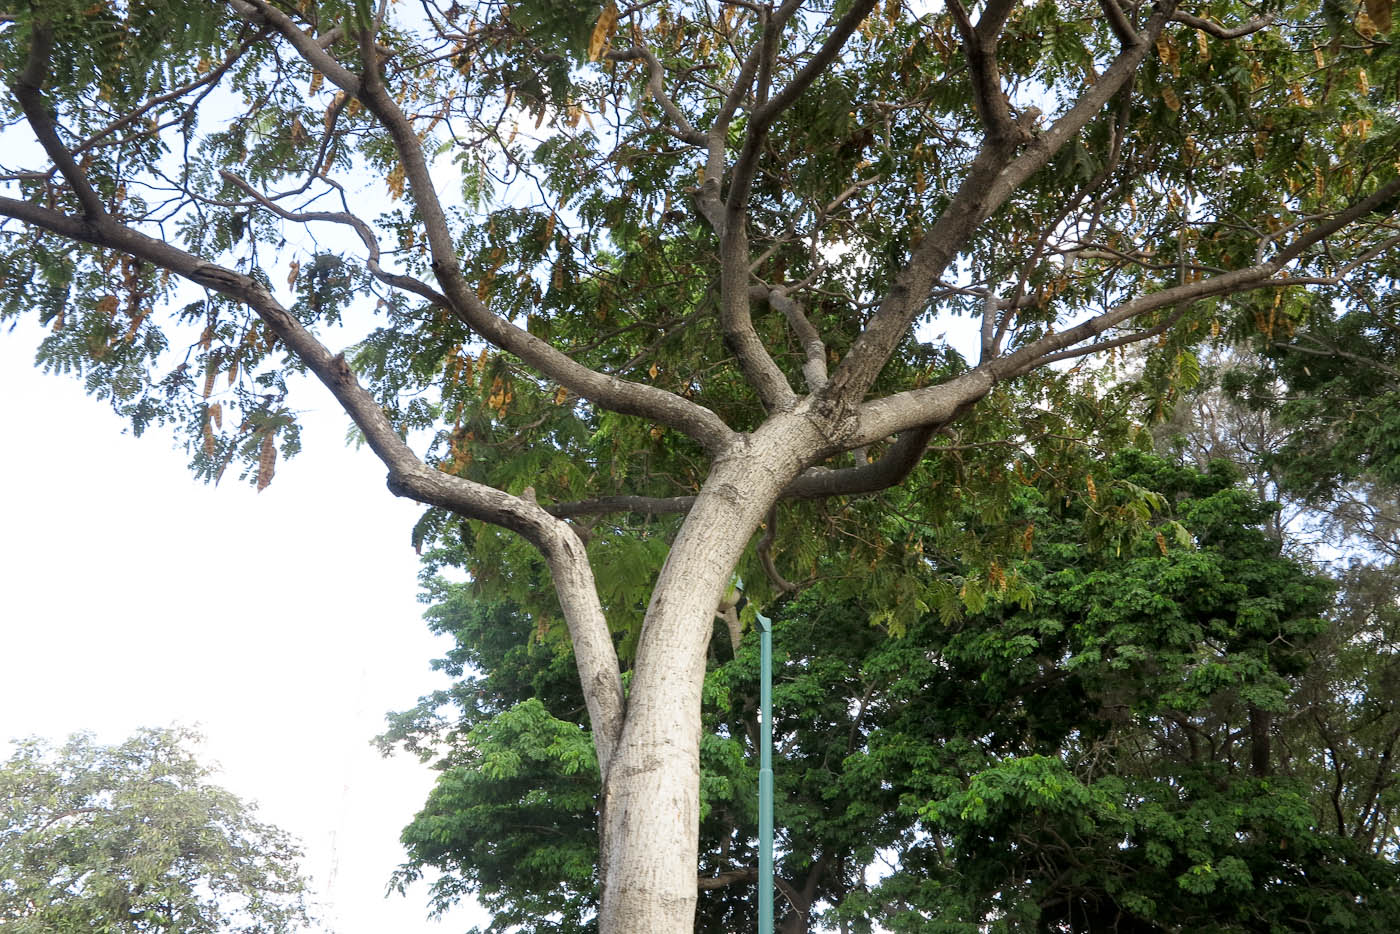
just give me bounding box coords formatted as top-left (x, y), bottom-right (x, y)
top-left (5, 0), bottom-right (1400, 926)
top-left (385, 452), bottom-right (1400, 931)
top-left (0, 727), bottom-right (315, 933)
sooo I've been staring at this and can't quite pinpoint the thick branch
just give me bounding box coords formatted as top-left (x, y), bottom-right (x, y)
top-left (821, 1), bottom-right (1180, 408)
top-left (1098, 0), bottom-right (1140, 46)
top-left (697, 868), bottom-right (757, 890)
top-left (547, 494), bottom-right (698, 518)
top-left (1170, 10), bottom-right (1274, 39)
top-left (709, 0), bottom-right (881, 412)
top-left (606, 45), bottom-right (707, 147)
top-left (948, 0), bottom-right (1029, 144)
top-left (9, 24), bottom-right (107, 218)
top-left (545, 425), bottom-right (938, 518)
top-left (0, 192), bottom-right (626, 769)
top-left (855, 176), bottom-right (1400, 444)
top-left (749, 0), bottom-right (879, 132)
top-left (751, 285), bottom-right (827, 391)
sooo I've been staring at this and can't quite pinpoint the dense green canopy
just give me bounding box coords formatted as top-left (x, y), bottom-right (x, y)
top-left (384, 450), bottom-right (1400, 932)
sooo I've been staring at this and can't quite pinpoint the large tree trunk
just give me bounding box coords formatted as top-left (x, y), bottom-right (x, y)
top-left (595, 414), bottom-right (827, 931)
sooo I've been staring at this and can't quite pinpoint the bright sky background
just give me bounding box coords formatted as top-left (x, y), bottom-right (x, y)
top-left (0, 317), bottom-right (490, 932)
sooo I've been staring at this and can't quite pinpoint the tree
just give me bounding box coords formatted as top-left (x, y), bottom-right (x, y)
top-left (0, 727), bottom-right (316, 933)
top-left (386, 451), bottom-right (1400, 932)
top-left (4, 0), bottom-right (1400, 926)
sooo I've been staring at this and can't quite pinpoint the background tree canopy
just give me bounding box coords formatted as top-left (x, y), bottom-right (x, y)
top-left (0, 727), bottom-right (316, 933)
top-left (5, 0), bottom-right (1400, 927)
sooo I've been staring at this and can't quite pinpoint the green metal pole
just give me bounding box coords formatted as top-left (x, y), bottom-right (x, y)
top-left (755, 598), bottom-right (774, 934)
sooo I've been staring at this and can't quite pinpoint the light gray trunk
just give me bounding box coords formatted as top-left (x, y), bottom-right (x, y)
top-left (595, 414), bottom-right (826, 932)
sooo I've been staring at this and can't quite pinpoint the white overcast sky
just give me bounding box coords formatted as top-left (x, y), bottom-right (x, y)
top-left (0, 317), bottom-right (490, 932)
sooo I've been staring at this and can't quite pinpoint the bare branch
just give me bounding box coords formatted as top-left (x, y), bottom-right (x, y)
top-left (547, 494), bottom-right (698, 518)
top-left (227, 0), bottom-right (361, 93)
top-left (1031, 308), bottom-right (1188, 368)
top-left (1170, 10), bottom-right (1274, 39)
top-left (757, 506), bottom-right (798, 593)
top-left (1098, 0), bottom-right (1140, 46)
top-left (751, 285), bottom-right (827, 392)
top-left (854, 175), bottom-right (1400, 445)
top-left (545, 424), bottom-right (940, 518)
top-left (787, 424), bottom-right (940, 497)
top-left (606, 45), bottom-right (707, 147)
top-left (749, 0), bottom-right (880, 131)
top-left (947, 0), bottom-right (1031, 144)
top-left (697, 868), bottom-right (757, 890)
top-left (219, 170), bottom-right (449, 306)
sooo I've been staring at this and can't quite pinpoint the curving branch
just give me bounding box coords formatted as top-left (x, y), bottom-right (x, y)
top-left (219, 170), bottom-right (449, 307)
top-left (606, 45), bottom-right (707, 148)
top-left (757, 506), bottom-right (797, 593)
top-left (750, 285), bottom-right (827, 392)
top-left (821, 0), bottom-right (1181, 409)
top-left (0, 188), bottom-right (627, 770)
top-left (9, 24), bottom-right (107, 219)
top-left (709, 0), bottom-right (881, 414)
top-left (1170, 10), bottom-right (1274, 39)
top-left (231, 0), bottom-right (736, 453)
top-left (1098, 0), bottom-right (1140, 47)
top-left (545, 424), bottom-right (940, 518)
top-left (947, 0), bottom-right (1032, 144)
top-left (853, 174), bottom-right (1400, 446)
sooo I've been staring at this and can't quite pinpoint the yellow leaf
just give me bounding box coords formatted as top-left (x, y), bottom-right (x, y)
top-left (553, 386), bottom-right (569, 405)
top-left (1161, 85), bottom-right (1180, 111)
top-left (1367, 0), bottom-right (1392, 32)
top-left (648, 361), bottom-right (659, 379)
top-left (588, 0), bottom-right (618, 62)
top-left (257, 432), bottom-right (277, 492)
top-left (325, 91), bottom-right (345, 128)
top-left (387, 163), bottom-right (406, 200)
top-left (1359, 68), bottom-right (1370, 95)
top-left (1086, 475), bottom-right (1098, 502)
top-left (1195, 29), bottom-right (1210, 60)
top-left (309, 70), bottom-right (323, 95)
top-left (1155, 32), bottom-right (1179, 77)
